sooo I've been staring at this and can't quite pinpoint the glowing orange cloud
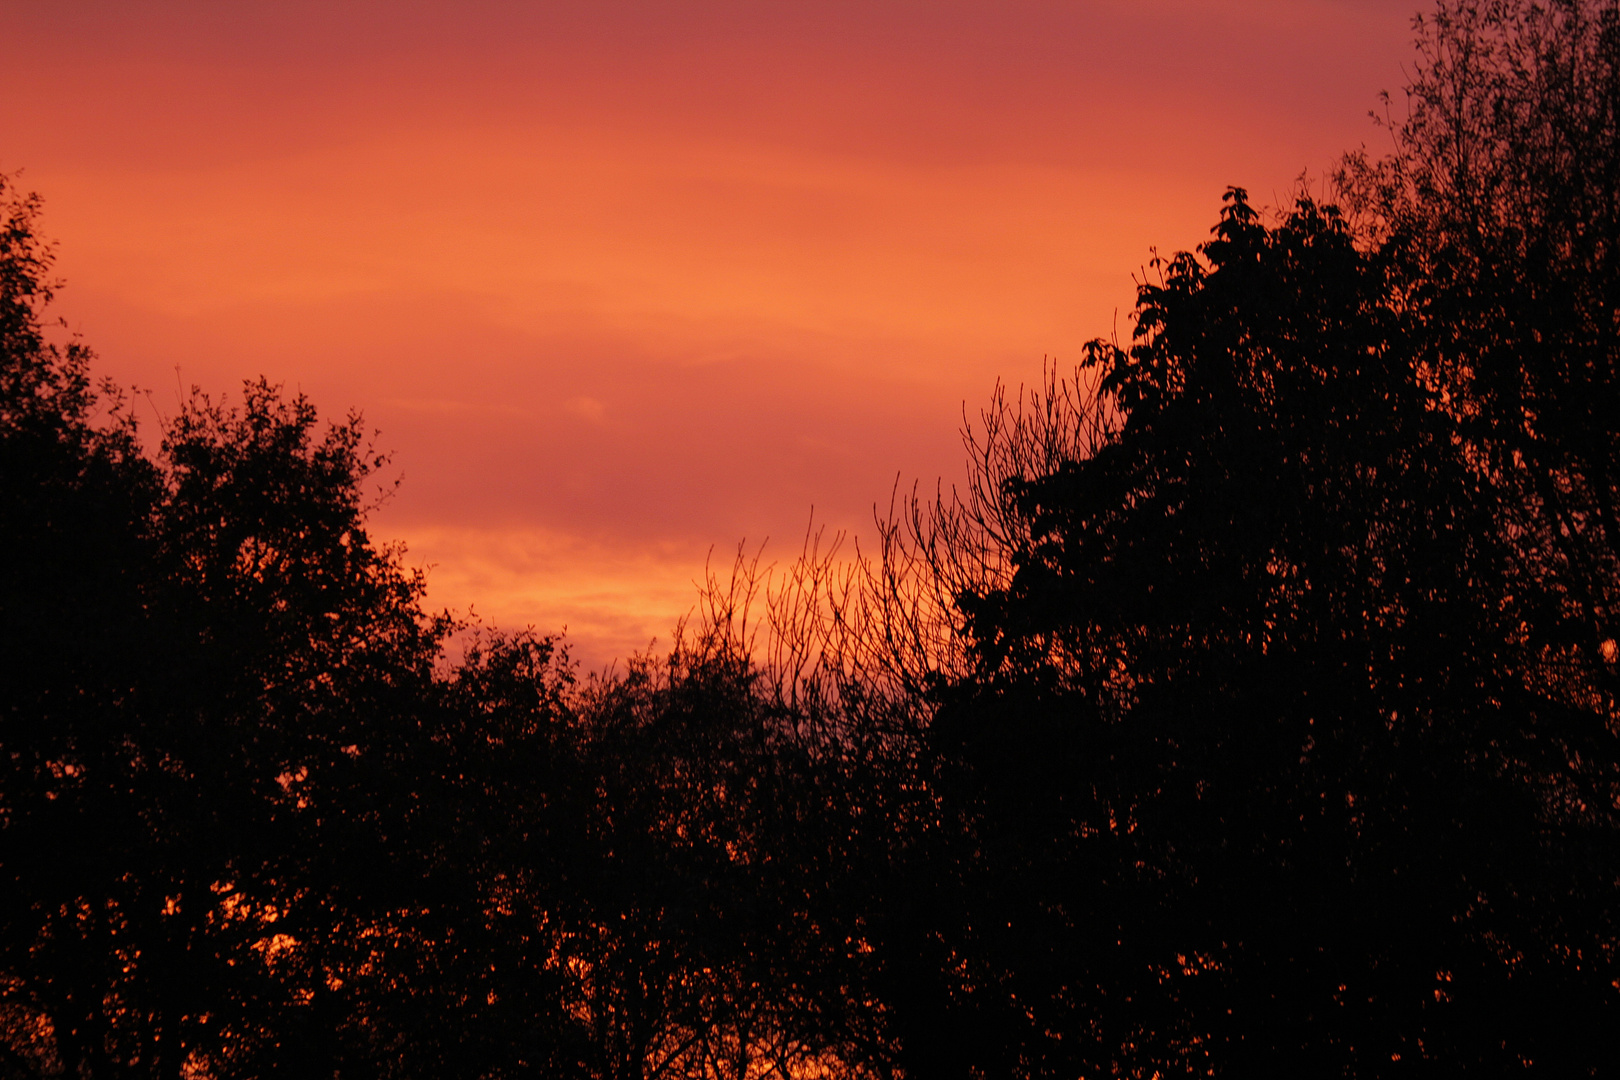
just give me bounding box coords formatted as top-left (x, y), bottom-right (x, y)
top-left (1, 0), bottom-right (1420, 665)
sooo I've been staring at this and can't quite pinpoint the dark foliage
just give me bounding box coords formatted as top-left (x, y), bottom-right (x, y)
top-left (0, 176), bottom-right (874, 1079)
top-left (907, 187), bottom-right (1617, 1076)
top-left (870, 3), bottom-right (1620, 1073)
top-left (5, 2), bottom-right (1620, 1077)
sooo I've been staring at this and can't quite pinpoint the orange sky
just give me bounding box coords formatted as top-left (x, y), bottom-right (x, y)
top-left (3, 0), bottom-right (1418, 667)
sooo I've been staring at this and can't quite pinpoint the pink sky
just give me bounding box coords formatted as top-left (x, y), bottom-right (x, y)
top-left (3, 0), bottom-right (1418, 667)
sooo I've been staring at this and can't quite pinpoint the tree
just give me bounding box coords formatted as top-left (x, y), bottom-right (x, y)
top-left (0, 172), bottom-right (161, 1079)
top-left (1344, 0), bottom-right (1620, 691)
top-left (749, 5), bottom-right (1620, 1074)
top-left (0, 174), bottom-right (891, 1079)
top-left (841, 184), bottom-right (1620, 1075)
top-left (0, 171), bottom-right (472, 1078)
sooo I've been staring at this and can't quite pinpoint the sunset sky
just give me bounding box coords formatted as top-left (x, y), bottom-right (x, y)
top-left (3, 0), bottom-right (1418, 667)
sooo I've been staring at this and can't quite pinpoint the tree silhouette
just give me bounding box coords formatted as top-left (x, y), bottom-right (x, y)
top-left (0, 172), bottom-right (497, 1078)
top-left (903, 186), bottom-right (1616, 1075)
top-left (0, 173), bottom-right (890, 1078)
top-left (711, 6), bottom-right (1620, 1075)
top-left (7, 2), bottom-right (1620, 1077)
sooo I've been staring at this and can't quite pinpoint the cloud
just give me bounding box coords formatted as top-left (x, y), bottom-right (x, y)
top-left (5, 0), bottom-right (1419, 664)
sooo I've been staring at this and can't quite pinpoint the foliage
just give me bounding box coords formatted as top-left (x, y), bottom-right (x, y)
top-left (0, 172), bottom-right (885, 1079)
top-left (7, 2), bottom-right (1620, 1077)
top-left (873, 186), bottom-right (1616, 1076)
top-left (787, 3), bottom-right (1620, 1073)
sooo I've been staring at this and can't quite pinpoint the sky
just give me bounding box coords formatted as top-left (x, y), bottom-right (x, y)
top-left (2, 0), bottom-right (1420, 668)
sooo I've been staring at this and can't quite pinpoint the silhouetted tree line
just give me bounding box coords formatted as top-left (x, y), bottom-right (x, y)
top-left (0, 182), bottom-right (885, 1079)
top-left (5, 1), bottom-right (1619, 1076)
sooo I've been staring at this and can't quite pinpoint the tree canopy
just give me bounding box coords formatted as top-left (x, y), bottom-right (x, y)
top-left (0, 175), bottom-right (877, 1080)
top-left (4, 1), bottom-right (1620, 1077)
